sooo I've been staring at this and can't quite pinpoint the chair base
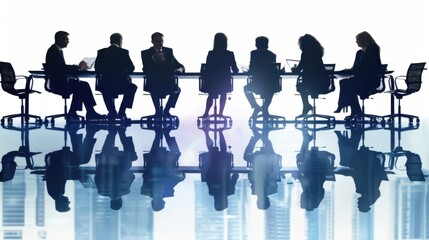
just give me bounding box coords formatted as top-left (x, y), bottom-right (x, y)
top-left (197, 114), bottom-right (232, 130)
top-left (345, 113), bottom-right (385, 126)
top-left (45, 113), bottom-right (85, 125)
top-left (1, 113), bottom-right (43, 128)
top-left (249, 114), bottom-right (286, 130)
top-left (295, 113), bottom-right (336, 124)
top-left (141, 113), bottom-right (179, 130)
top-left (383, 114), bottom-right (420, 131)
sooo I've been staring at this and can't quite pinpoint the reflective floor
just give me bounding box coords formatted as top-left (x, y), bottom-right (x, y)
top-left (0, 109), bottom-right (428, 240)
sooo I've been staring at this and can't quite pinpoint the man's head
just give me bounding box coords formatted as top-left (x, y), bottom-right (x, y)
top-left (110, 33), bottom-right (123, 47)
top-left (54, 31), bottom-right (69, 48)
top-left (255, 36), bottom-right (269, 50)
top-left (151, 32), bottom-right (164, 50)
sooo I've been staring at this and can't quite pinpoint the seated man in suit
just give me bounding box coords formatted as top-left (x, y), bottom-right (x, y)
top-left (141, 32), bottom-right (185, 116)
top-left (95, 33), bottom-right (137, 120)
top-left (45, 31), bottom-right (104, 121)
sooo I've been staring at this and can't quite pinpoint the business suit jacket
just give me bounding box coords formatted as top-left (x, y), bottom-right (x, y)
top-left (203, 49), bottom-right (239, 94)
top-left (248, 49), bottom-right (279, 95)
top-left (95, 45), bottom-right (135, 95)
top-left (141, 46), bottom-right (184, 95)
top-left (45, 44), bottom-right (79, 93)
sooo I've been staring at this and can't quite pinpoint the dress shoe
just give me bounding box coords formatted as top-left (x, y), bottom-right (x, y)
top-left (66, 113), bottom-right (81, 122)
top-left (107, 111), bottom-right (117, 119)
top-left (86, 112), bottom-right (106, 121)
top-left (117, 112), bottom-right (130, 121)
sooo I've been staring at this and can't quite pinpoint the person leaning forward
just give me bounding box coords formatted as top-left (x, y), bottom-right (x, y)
top-left (45, 31), bottom-right (104, 121)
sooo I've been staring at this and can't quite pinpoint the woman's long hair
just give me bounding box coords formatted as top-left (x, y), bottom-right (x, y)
top-left (213, 32), bottom-right (228, 51)
top-left (298, 34), bottom-right (324, 57)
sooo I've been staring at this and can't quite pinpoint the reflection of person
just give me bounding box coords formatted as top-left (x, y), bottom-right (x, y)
top-left (141, 128), bottom-right (184, 211)
top-left (44, 124), bottom-right (101, 212)
top-left (296, 129), bottom-right (335, 211)
top-left (45, 31), bottom-right (104, 121)
top-left (200, 127), bottom-right (238, 211)
top-left (244, 36), bottom-right (278, 117)
top-left (350, 146), bottom-right (386, 212)
top-left (335, 129), bottom-right (363, 168)
top-left (95, 33), bottom-right (137, 120)
top-left (244, 127), bottom-right (281, 209)
top-left (141, 32), bottom-right (185, 116)
top-left (335, 31), bottom-right (383, 118)
top-left (291, 34), bottom-right (330, 115)
top-left (94, 126), bottom-right (137, 210)
top-left (201, 33), bottom-right (239, 118)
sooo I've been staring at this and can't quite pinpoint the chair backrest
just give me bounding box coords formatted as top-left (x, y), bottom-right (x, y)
top-left (0, 61), bottom-right (17, 94)
top-left (42, 63), bottom-right (54, 93)
top-left (199, 63), bottom-right (234, 93)
top-left (324, 63), bottom-right (336, 93)
top-left (405, 62), bottom-right (426, 93)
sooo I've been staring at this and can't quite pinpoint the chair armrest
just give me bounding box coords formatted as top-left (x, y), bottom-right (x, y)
top-left (393, 75), bottom-right (407, 90)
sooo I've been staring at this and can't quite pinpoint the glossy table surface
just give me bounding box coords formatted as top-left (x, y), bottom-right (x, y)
top-left (0, 109), bottom-right (427, 240)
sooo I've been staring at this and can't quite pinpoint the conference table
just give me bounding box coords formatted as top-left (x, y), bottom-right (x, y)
top-left (28, 69), bottom-right (396, 118)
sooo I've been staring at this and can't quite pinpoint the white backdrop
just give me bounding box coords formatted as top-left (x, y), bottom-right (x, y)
top-left (1, 0), bottom-right (428, 119)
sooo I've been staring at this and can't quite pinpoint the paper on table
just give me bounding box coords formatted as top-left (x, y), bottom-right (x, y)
top-left (82, 57), bottom-right (96, 69)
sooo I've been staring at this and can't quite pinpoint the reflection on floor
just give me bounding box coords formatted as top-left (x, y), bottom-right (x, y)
top-left (0, 116), bottom-right (428, 240)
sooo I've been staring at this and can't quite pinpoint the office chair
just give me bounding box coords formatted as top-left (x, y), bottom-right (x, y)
top-left (197, 63), bottom-right (233, 129)
top-left (384, 62), bottom-right (426, 126)
top-left (140, 76), bottom-right (179, 128)
top-left (42, 63), bottom-right (84, 125)
top-left (0, 62), bottom-right (43, 126)
top-left (248, 63), bottom-right (286, 128)
top-left (347, 64), bottom-right (389, 126)
top-left (295, 63), bottom-right (336, 126)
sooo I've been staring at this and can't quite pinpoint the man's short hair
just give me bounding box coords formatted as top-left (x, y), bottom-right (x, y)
top-left (110, 33), bottom-right (122, 44)
top-left (54, 31), bottom-right (69, 42)
top-left (255, 36), bottom-right (269, 49)
top-left (151, 32), bottom-right (164, 40)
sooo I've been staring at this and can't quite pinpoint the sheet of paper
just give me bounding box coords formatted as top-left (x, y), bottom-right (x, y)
top-left (82, 57), bottom-right (96, 69)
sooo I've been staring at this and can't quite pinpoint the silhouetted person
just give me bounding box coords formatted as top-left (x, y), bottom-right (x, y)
top-left (335, 31), bottom-right (383, 119)
top-left (296, 129), bottom-right (335, 211)
top-left (200, 33), bottom-right (239, 118)
top-left (335, 129), bottom-right (363, 168)
top-left (141, 32), bottom-right (185, 116)
top-left (95, 33), bottom-right (137, 120)
top-left (45, 31), bottom-right (104, 121)
top-left (291, 34), bottom-right (330, 115)
top-left (349, 145), bottom-right (387, 212)
top-left (141, 128), bottom-right (184, 211)
top-left (44, 124), bottom-right (100, 212)
top-left (94, 126), bottom-right (137, 210)
top-left (200, 127), bottom-right (238, 211)
top-left (244, 127), bottom-right (281, 210)
top-left (244, 36), bottom-right (278, 117)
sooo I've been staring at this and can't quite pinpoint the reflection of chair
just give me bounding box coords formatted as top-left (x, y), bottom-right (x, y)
top-left (0, 127), bottom-right (41, 182)
top-left (349, 64), bottom-right (388, 125)
top-left (248, 63), bottom-right (286, 127)
top-left (43, 63), bottom-right (84, 125)
top-left (0, 62), bottom-right (42, 126)
top-left (295, 63), bottom-right (336, 125)
top-left (385, 128), bottom-right (425, 181)
top-left (197, 63), bottom-right (233, 129)
top-left (384, 62), bottom-right (426, 125)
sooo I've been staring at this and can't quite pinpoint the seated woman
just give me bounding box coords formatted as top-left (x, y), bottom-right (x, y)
top-left (335, 31), bottom-right (383, 119)
top-left (201, 33), bottom-right (239, 118)
top-left (292, 34), bottom-right (330, 115)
